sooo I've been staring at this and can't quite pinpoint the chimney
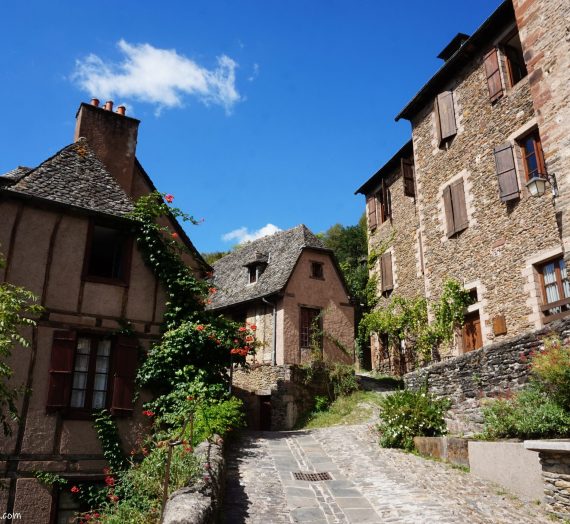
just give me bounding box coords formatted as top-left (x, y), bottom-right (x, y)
top-left (74, 100), bottom-right (140, 195)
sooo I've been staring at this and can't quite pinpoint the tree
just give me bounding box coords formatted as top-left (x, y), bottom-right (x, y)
top-left (0, 257), bottom-right (42, 435)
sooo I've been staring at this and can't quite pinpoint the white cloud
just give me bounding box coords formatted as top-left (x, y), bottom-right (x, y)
top-left (222, 223), bottom-right (281, 244)
top-left (248, 63), bottom-right (259, 82)
top-left (72, 40), bottom-right (241, 114)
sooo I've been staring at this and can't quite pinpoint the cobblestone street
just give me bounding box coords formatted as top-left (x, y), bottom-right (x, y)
top-left (222, 424), bottom-right (550, 524)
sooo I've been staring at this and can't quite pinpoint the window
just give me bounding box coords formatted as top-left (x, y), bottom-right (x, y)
top-left (247, 263), bottom-right (265, 284)
top-left (503, 32), bottom-right (527, 87)
top-left (84, 223), bottom-right (131, 284)
top-left (518, 130), bottom-right (546, 181)
top-left (311, 262), bottom-right (324, 279)
top-left (46, 331), bottom-right (138, 416)
top-left (401, 158), bottom-right (415, 198)
top-left (380, 252), bottom-right (393, 295)
top-left (300, 307), bottom-right (321, 349)
top-left (70, 336), bottom-right (111, 410)
top-left (443, 179), bottom-right (468, 237)
top-left (538, 257), bottom-right (570, 322)
top-left (435, 91), bottom-right (457, 146)
top-left (366, 180), bottom-right (391, 231)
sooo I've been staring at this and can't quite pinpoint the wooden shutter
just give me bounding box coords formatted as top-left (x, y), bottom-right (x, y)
top-left (401, 158), bottom-right (415, 198)
top-left (451, 179), bottom-right (468, 233)
top-left (436, 91), bottom-right (457, 144)
top-left (110, 336), bottom-right (139, 415)
top-left (493, 143), bottom-right (520, 201)
top-left (380, 252), bottom-right (393, 292)
top-left (366, 195), bottom-right (377, 229)
top-left (484, 48), bottom-right (504, 102)
top-left (381, 179), bottom-right (391, 221)
top-left (46, 330), bottom-right (76, 412)
top-left (443, 185), bottom-right (455, 237)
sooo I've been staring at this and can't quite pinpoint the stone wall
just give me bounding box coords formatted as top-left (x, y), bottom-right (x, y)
top-left (162, 436), bottom-right (225, 524)
top-left (405, 317), bottom-right (570, 434)
top-left (232, 364), bottom-right (329, 430)
top-left (410, 19), bottom-right (562, 356)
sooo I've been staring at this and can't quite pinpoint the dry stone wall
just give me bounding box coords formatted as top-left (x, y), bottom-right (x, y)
top-left (405, 316), bottom-right (570, 434)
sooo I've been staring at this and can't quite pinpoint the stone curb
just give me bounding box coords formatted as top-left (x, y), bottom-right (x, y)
top-left (162, 434), bottom-right (225, 524)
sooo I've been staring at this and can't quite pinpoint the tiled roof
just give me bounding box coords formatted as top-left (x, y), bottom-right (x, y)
top-left (207, 225), bottom-right (328, 310)
top-left (0, 138), bottom-right (133, 217)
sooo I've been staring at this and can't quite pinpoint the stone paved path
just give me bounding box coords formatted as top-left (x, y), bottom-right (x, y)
top-left (222, 424), bottom-right (550, 524)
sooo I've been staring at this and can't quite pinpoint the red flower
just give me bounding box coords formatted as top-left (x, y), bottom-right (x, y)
top-left (238, 326), bottom-right (247, 332)
top-left (171, 232), bottom-right (179, 239)
top-left (108, 494), bottom-right (119, 503)
top-left (230, 348), bottom-right (239, 355)
top-left (142, 410), bottom-right (155, 417)
top-left (105, 476), bottom-right (115, 486)
top-left (209, 287), bottom-right (217, 294)
top-left (196, 325), bottom-right (205, 331)
top-left (245, 335), bottom-right (254, 343)
top-left (215, 339), bottom-right (221, 345)
top-left (184, 445), bottom-right (193, 453)
top-left (165, 194), bottom-right (174, 203)
top-left (71, 485), bottom-right (80, 493)
top-left (250, 324), bottom-right (257, 331)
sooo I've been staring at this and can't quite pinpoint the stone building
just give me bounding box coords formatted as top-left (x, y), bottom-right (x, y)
top-left (357, 0), bottom-right (570, 374)
top-left (0, 100), bottom-right (207, 522)
top-left (207, 225), bottom-right (354, 429)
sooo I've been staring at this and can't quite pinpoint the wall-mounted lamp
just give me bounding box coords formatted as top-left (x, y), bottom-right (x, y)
top-left (526, 173), bottom-right (558, 198)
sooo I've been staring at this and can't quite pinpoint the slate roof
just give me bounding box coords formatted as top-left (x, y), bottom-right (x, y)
top-left (0, 138), bottom-right (133, 217)
top-left (207, 225), bottom-right (329, 310)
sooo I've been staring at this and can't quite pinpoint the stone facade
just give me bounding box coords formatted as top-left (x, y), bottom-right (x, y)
top-left (405, 316), bottom-right (570, 434)
top-left (232, 364), bottom-right (329, 431)
top-left (358, 0), bottom-right (570, 375)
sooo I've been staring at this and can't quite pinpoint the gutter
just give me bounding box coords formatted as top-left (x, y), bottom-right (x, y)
top-left (262, 296), bottom-right (277, 366)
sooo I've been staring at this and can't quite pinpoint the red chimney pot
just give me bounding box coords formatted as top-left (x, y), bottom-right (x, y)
top-left (91, 98), bottom-right (100, 107)
top-left (116, 106), bottom-right (126, 116)
top-left (104, 100), bottom-right (114, 111)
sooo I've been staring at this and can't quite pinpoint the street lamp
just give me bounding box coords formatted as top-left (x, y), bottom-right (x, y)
top-left (526, 173), bottom-right (558, 197)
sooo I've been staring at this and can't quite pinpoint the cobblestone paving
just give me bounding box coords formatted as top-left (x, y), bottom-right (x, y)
top-left (222, 424), bottom-right (550, 524)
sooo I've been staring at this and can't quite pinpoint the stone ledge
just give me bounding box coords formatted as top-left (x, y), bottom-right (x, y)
top-left (525, 440), bottom-right (570, 453)
top-left (162, 435), bottom-right (225, 524)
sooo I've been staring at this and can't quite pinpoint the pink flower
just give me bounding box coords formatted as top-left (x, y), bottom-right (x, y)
top-left (104, 476), bottom-right (115, 487)
top-left (108, 494), bottom-right (119, 503)
top-left (250, 324), bottom-right (257, 331)
top-left (238, 326), bottom-right (247, 332)
top-left (209, 287), bottom-right (217, 294)
top-left (245, 335), bottom-right (254, 343)
top-left (165, 194), bottom-right (174, 203)
top-left (196, 325), bottom-right (205, 331)
top-left (142, 410), bottom-right (155, 417)
top-left (71, 485), bottom-right (80, 493)
top-left (171, 232), bottom-right (179, 239)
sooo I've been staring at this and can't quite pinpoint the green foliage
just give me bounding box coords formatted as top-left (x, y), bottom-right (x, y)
top-left (302, 361), bottom-right (359, 401)
top-left (33, 470), bottom-right (67, 490)
top-left (0, 255), bottom-right (43, 435)
top-left (360, 279), bottom-right (473, 366)
top-left (190, 396), bottom-right (245, 445)
top-left (313, 395), bottom-right (330, 412)
top-left (481, 387), bottom-right (570, 440)
top-left (201, 250), bottom-right (230, 265)
top-left (530, 335), bottom-right (570, 411)
top-left (377, 388), bottom-right (450, 451)
top-left (93, 410), bottom-right (128, 472)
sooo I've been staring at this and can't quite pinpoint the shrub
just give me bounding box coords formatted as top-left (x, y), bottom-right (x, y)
top-left (377, 388), bottom-right (450, 451)
top-left (530, 335), bottom-right (570, 411)
top-left (481, 387), bottom-right (570, 440)
top-left (313, 395), bottom-right (330, 412)
top-left (302, 361), bottom-right (358, 400)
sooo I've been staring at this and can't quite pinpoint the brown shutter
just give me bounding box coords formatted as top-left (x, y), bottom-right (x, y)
top-left (380, 252), bottom-right (393, 292)
top-left (493, 143), bottom-right (520, 201)
top-left (380, 179), bottom-right (387, 222)
top-left (451, 179), bottom-right (468, 233)
top-left (366, 195), bottom-right (377, 229)
top-left (46, 330), bottom-right (76, 412)
top-left (443, 185), bottom-right (455, 237)
top-left (436, 91), bottom-right (457, 144)
top-left (110, 336), bottom-right (139, 415)
top-left (401, 158), bottom-right (415, 198)
top-left (484, 48), bottom-right (504, 102)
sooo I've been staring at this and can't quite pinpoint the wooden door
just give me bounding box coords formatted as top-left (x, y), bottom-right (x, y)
top-left (462, 311), bottom-right (482, 353)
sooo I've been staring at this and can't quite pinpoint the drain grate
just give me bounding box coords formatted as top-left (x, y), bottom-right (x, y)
top-left (293, 471), bottom-right (332, 482)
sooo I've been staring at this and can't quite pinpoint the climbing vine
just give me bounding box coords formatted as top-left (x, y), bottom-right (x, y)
top-left (360, 279), bottom-right (474, 365)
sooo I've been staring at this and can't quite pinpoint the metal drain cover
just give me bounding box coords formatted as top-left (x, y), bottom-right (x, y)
top-left (293, 471), bottom-right (332, 481)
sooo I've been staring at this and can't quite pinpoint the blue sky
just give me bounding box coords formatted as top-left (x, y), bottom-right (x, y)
top-left (0, 0), bottom-right (501, 253)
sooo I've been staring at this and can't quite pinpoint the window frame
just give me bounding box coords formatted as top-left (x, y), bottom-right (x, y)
top-left (518, 129), bottom-right (547, 182)
top-left (502, 31), bottom-right (528, 88)
top-left (82, 220), bottom-right (133, 287)
top-left (310, 261), bottom-right (324, 280)
top-left (299, 306), bottom-right (322, 350)
top-left (67, 333), bottom-right (114, 419)
top-left (537, 256), bottom-right (570, 323)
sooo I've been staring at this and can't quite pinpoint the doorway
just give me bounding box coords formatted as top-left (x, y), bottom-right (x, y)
top-left (259, 395), bottom-right (271, 431)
